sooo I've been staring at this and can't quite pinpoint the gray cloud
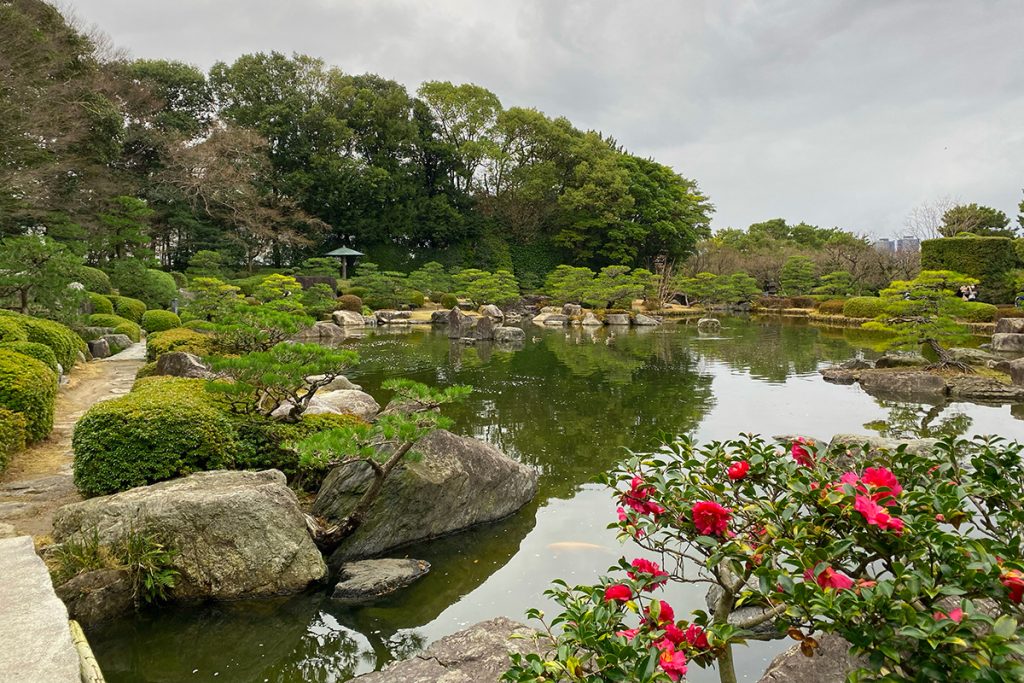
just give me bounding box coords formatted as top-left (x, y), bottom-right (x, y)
top-left (68, 0), bottom-right (1024, 236)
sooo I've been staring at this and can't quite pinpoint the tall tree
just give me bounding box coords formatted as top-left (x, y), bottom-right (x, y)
top-left (940, 203), bottom-right (1015, 238)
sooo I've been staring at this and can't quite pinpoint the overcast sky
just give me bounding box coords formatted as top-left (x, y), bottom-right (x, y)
top-left (67, 0), bottom-right (1024, 237)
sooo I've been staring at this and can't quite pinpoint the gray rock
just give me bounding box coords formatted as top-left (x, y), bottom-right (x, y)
top-left (311, 320), bottom-right (347, 340)
top-left (839, 357), bottom-right (874, 370)
top-left (493, 326), bottom-right (526, 344)
top-left (77, 350), bottom-right (87, 364)
top-left (580, 311), bottom-right (603, 327)
top-left (947, 347), bottom-right (1001, 365)
top-left (307, 374), bottom-right (362, 392)
top-left (827, 434), bottom-right (938, 468)
top-left (542, 314), bottom-right (570, 326)
top-left (354, 617), bottom-right (542, 683)
top-left (561, 303), bottom-right (583, 317)
top-left (633, 313), bottom-right (661, 326)
top-left (1011, 358), bottom-right (1024, 387)
top-left (331, 558), bottom-right (430, 604)
top-left (605, 313), bottom-right (631, 326)
top-left (375, 310), bottom-right (411, 325)
top-left (758, 633), bottom-right (864, 683)
top-left (101, 333), bottom-right (133, 353)
top-left (363, 315), bottom-right (377, 326)
top-left (820, 368), bottom-right (860, 385)
top-left (430, 310), bottom-right (450, 325)
top-left (447, 308), bottom-right (475, 338)
top-left (155, 351), bottom-right (214, 379)
top-left (479, 304), bottom-right (504, 321)
top-left (87, 337), bottom-right (110, 359)
top-left (697, 317), bottom-right (721, 332)
top-left (299, 389), bottom-right (380, 420)
top-left (0, 536), bottom-right (83, 682)
top-left (314, 429), bottom-right (538, 563)
top-left (0, 522), bottom-right (15, 538)
top-left (55, 568), bottom-right (134, 627)
top-left (948, 375), bottom-right (1024, 403)
top-left (859, 371), bottom-right (948, 402)
top-left (874, 351), bottom-right (928, 368)
top-left (992, 333), bottom-right (1024, 353)
top-left (504, 313), bottom-right (523, 324)
top-left (332, 310), bottom-right (366, 327)
top-left (996, 318), bottom-right (1024, 334)
top-left (52, 470), bottom-right (327, 601)
top-left (474, 315), bottom-right (496, 341)
top-left (81, 326), bottom-right (114, 341)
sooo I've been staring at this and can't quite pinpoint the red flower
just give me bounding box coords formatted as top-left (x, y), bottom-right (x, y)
top-left (727, 460), bottom-right (750, 480)
top-left (803, 565), bottom-right (854, 590)
top-left (861, 467), bottom-right (903, 503)
top-left (854, 494), bottom-right (904, 533)
top-left (683, 623), bottom-right (709, 650)
top-left (620, 476), bottom-right (666, 517)
top-left (791, 437), bottom-right (814, 467)
top-left (933, 607), bottom-right (964, 623)
top-left (615, 627), bottom-right (639, 640)
top-left (692, 500), bottom-right (731, 536)
top-left (1001, 570), bottom-right (1024, 604)
top-left (603, 583), bottom-right (632, 602)
top-left (655, 641), bottom-right (688, 681)
top-left (645, 599), bottom-right (675, 625)
top-left (627, 558), bottom-right (669, 590)
top-left (663, 622), bottom-right (685, 645)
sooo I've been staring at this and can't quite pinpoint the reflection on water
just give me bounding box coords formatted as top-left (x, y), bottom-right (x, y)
top-left (89, 317), bottom-right (1024, 683)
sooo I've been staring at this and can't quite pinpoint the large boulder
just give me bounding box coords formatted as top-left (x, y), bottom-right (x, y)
top-left (542, 314), bottom-right (569, 326)
top-left (332, 310), bottom-right (366, 327)
top-left (375, 310), bottom-right (411, 325)
top-left (300, 389), bottom-right (380, 420)
top-left (580, 311), bottom-right (603, 327)
top-left (55, 569), bottom-right (134, 627)
top-left (87, 338), bottom-right (110, 359)
top-left (1010, 358), bottom-right (1024, 387)
top-left (331, 558), bottom-right (430, 604)
top-left (354, 617), bottom-right (541, 683)
top-left (479, 304), bottom-right (504, 321)
top-left (859, 371), bottom-right (948, 402)
top-left (991, 333), bottom-right (1024, 353)
top-left (447, 308), bottom-right (475, 338)
top-left (633, 314), bottom-right (661, 326)
top-left (52, 470), bottom-right (327, 601)
top-left (430, 310), bottom-right (450, 325)
top-left (996, 318), bottom-right (1024, 334)
top-left (155, 352), bottom-right (214, 379)
top-left (827, 434), bottom-right (937, 468)
top-left (102, 333), bottom-right (133, 354)
top-left (313, 429), bottom-right (538, 563)
top-left (307, 374), bottom-right (362, 392)
top-left (948, 375), bottom-right (1024, 403)
top-left (561, 303), bottom-right (582, 317)
top-left (605, 313), bottom-right (631, 326)
top-left (946, 347), bottom-right (1001, 366)
top-left (474, 315), bottom-right (496, 341)
top-left (493, 326), bottom-right (526, 344)
top-left (758, 633), bottom-right (864, 683)
top-left (874, 351), bottom-right (928, 368)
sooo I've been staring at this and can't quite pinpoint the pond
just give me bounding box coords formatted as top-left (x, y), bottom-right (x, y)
top-left (89, 316), bottom-right (1024, 682)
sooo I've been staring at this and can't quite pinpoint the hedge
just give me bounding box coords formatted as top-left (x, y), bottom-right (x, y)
top-left (0, 408), bottom-right (27, 474)
top-left (943, 299), bottom-right (998, 323)
top-left (0, 349), bottom-right (57, 442)
top-left (843, 296), bottom-right (888, 319)
top-left (141, 310), bottom-right (181, 333)
top-left (0, 342), bottom-right (58, 373)
top-left (816, 299), bottom-right (848, 315)
top-left (9, 314), bottom-right (86, 371)
top-left (75, 266), bottom-right (112, 295)
top-left (921, 237), bottom-right (1018, 304)
top-left (113, 322), bottom-right (140, 343)
top-left (88, 314), bottom-right (140, 343)
top-left (146, 328), bottom-right (214, 362)
top-left (87, 292), bottom-right (114, 315)
top-left (107, 295), bottom-right (146, 323)
top-left (0, 317), bottom-right (27, 344)
top-left (72, 377), bottom-right (237, 496)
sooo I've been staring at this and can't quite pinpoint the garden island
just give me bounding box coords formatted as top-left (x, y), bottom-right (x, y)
top-left (2, 2), bottom-right (1024, 682)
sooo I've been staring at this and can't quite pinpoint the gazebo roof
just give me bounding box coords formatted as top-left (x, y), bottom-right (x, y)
top-left (324, 247), bottom-right (364, 257)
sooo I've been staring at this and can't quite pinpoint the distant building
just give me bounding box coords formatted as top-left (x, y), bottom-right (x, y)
top-left (873, 238), bottom-right (895, 254)
top-left (896, 236), bottom-right (920, 253)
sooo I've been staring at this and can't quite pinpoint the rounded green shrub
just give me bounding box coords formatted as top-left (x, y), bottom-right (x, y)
top-left (843, 296), bottom-right (887, 319)
top-left (404, 289), bottom-right (425, 309)
top-left (107, 295), bottom-right (146, 323)
top-left (0, 317), bottom-right (27, 344)
top-left (0, 342), bottom-right (58, 373)
top-left (141, 310), bottom-right (181, 333)
top-left (336, 294), bottom-right (363, 312)
top-left (112, 322), bottom-right (141, 343)
top-left (0, 407), bottom-right (27, 473)
top-left (440, 293), bottom-right (459, 309)
top-left (88, 292), bottom-right (114, 315)
top-left (88, 314), bottom-right (140, 342)
top-left (146, 328), bottom-right (214, 362)
top-left (18, 316), bottom-right (85, 371)
top-left (944, 299), bottom-right (998, 323)
top-left (0, 349), bottom-right (57, 442)
top-left (72, 377), bottom-right (237, 496)
top-left (75, 266), bottom-right (113, 294)
top-left (816, 299), bottom-right (848, 315)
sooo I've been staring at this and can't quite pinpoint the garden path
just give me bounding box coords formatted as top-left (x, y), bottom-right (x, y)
top-left (0, 343), bottom-right (145, 539)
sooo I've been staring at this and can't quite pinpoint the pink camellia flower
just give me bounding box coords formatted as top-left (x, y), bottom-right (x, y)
top-left (615, 627), bottom-right (639, 640)
top-left (803, 565), bottom-right (854, 590)
top-left (727, 460), bottom-right (750, 480)
top-left (692, 500), bottom-right (731, 536)
top-left (662, 622), bottom-right (685, 645)
top-left (603, 583), bottom-right (632, 603)
top-left (933, 608), bottom-right (964, 623)
top-left (620, 476), bottom-right (667, 517)
top-left (791, 437), bottom-right (814, 467)
top-left (655, 640), bottom-right (688, 681)
top-left (860, 467), bottom-right (903, 503)
top-left (854, 494), bottom-right (904, 533)
top-left (1001, 569), bottom-right (1024, 604)
top-left (683, 623), bottom-right (710, 650)
top-left (627, 558), bottom-right (669, 590)
top-left (645, 599), bottom-right (675, 625)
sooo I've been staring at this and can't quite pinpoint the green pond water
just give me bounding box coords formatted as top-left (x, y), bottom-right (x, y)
top-left (89, 317), bottom-right (1024, 683)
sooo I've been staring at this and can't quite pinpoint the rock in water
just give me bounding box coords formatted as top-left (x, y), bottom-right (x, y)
top-left (580, 311), bottom-right (603, 327)
top-left (633, 314), bottom-right (661, 326)
top-left (332, 310), bottom-right (366, 327)
top-left (354, 617), bottom-right (541, 683)
top-left (331, 558), bottom-right (430, 604)
top-left (696, 317), bottom-right (720, 332)
top-left (447, 308), bottom-right (475, 338)
top-left (313, 429), bottom-right (538, 563)
top-left (55, 569), bottom-right (134, 627)
top-left (52, 470), bottom-right (327, 601)
top-left (155, 352), bottom-right (214, 379)
top-left (493, 326), bottom-right (526, 344)
top-left (605, 313), bottom-right (630, 326)
top-left (474, 315), bottom-right (495, 340)
top-left (874, 351), bottom-right (928, 368)
top-left (479, 304), bottom-right (504, 321)
top-left (561, 303), bottom-right (582, 317)
top-left (858, 371), bottom-right (947, 402)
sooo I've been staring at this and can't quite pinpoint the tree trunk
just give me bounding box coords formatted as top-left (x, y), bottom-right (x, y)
top-left (713, 577), bottom-right (739, 683)
top-left (926, 338), bottom-right (973, 373)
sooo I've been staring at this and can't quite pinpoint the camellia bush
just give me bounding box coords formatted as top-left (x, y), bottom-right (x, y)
top-left (505, 435), bottom-right (1024, 683)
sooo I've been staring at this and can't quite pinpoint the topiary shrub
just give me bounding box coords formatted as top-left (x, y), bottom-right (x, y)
top-left (141, 310), bottom-right (181, 333)
top-left (440, 293), bottom-right (459, 309)
top-left (87, 292), bottom-right (114, 315)
top-left (816, 299), bottom-right (848, 315)
top-left (0, 342), bottom-right (58, 373)
top-left (843, 296), bottom-right (887, 319)
top-left (72, 377), bottom-right (237, 496)
top-left (108, 261), bottom-right (178, 309)
top-left (0, 408), bottom-right (27, 473)
top-left (169, 271), bottom-right (187, 288)
top-left (112, 322), bottom-right (141, 343)
top-left (404, 289), bottom-right (425, 309)
top-left (345, 286), bottom-right (368, 299)
top-left (0, 316), bottom-right (27, 344)
top-left (0, 349), bottom-right (57, 442)
top-left (146, 328), bottom-right (214, 362)
top-left (336, 294), bottom-right (363, 312)
top-left (17, 315), bottom-right (85, 371)
top-left (921, 237), bottom-right (1018, 303)
top-left (789, 296), bottom-right (815, 309)
top-left (88, 314), bottom-right (140, 343)
top-left (943, 299), bottom-right (998, 323)
top-left (75, 266), bottom-right (113, 294)
top-left (107, 295), bottom-right (146, 323)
